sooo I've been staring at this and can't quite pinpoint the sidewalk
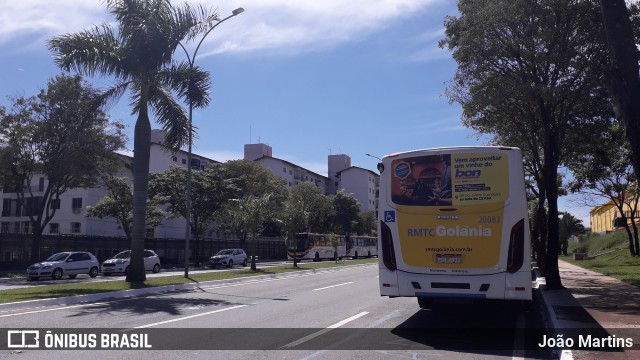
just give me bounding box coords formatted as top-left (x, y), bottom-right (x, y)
top-left (540, 259), bottom-right (640, 360)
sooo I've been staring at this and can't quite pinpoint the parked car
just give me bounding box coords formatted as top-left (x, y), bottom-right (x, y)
top-left (209, 249), bottom-right (247, 268)
top-left (101, 250), bottom-right (161, 276)
top-left (26, 251), bottom-right (100, 280)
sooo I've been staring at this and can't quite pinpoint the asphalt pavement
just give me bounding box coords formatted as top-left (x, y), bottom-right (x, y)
top-left (3, 259), bottom-right (640, 359)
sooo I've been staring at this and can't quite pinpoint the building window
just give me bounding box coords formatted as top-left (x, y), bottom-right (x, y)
top-left (182, 158), bottom-right (187, 164)
top-left (1, 222), bottom-right (9, 233)
top-left (39, 177), bottom-right (45, 192)
top-left (1, 199), bottom-right (11, 217)
top-left (71, 222), bottom-right (81, 233)
top-left (13, 222), bottom-right (20, 233)
top-left (72, 198), bottom-right (82, 209)
top-left (49, 223), bottom-right (59, 234)
top-left (283, 167), bottom-right (286, 173)
top-left (289, 170), bottom-right (292, 175)
top-left (51, 198), bottom-right (60, 210)
top-left (72, 198), bottom-right (83, 214)
top-left (145, 228), bottom-right (155, 239)
top-left (22, 221), bottom-right (30, 234)
top-left (172, 156), bottom-right (178, 162)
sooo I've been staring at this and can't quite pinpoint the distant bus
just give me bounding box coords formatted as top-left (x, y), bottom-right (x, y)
top-left (348, 235), bottom-right (378, 259)
top-left (377, 147), bottom-right (531, 308)
top-left (287, 233), bottom-right (378, 261)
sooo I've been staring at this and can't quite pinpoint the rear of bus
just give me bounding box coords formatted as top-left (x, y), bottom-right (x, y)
top-left (377, 147), bottom-right (531, 307)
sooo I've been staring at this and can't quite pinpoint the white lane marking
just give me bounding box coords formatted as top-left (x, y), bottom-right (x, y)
top-left (134, 304), bottom-right (247, 329)
top-left (312, 282), bottom-right (353, 291)
top-left (281, 311), bottom-right (369, 349)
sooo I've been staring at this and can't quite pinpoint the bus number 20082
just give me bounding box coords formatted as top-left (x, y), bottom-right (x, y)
top-left (479, 216), bottom-right (501, 223)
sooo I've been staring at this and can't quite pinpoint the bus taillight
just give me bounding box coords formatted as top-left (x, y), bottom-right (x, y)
top-left (507, 219), bottom-right (525, 273)
top-left (380, 221), bottom-right (397, 271)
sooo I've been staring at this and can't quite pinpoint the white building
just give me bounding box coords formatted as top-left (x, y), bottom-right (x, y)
top-left (1, 133), bottom-right (379, 240)
top-left (244, 143), bottom-right (329, 191)
top-left (0, 130), bottom-right (219, 240)
top-left (336, 166), bottom-right (379, 213)
top-left (244, 143), bottom-right (379, 212)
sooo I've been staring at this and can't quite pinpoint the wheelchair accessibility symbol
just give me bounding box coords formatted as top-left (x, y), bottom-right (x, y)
top-left (384, 211), bottom-right (396, 222)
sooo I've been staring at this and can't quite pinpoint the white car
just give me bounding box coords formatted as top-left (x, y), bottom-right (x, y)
top-left (101, 250), bottom-right (161, 276)
top-left (209, 249), bottom-right (248, 268)
top-left (27, 251), bottom-right (100, 280)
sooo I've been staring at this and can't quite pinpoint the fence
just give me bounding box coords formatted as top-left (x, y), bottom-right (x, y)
top-left (0, 233), bottom-right (287, 270)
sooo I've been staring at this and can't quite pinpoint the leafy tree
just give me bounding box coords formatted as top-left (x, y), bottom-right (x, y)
top-left (600, 0), bottom-right (640, 182)
top-left (282, 183), bottom-right (333, 237)
top-left (220, 160), bottom-right (288, 204)
top-left (331, 190), bottom-right (360, 236)
top-left (355, 211), bottom-right (377, 236)
top-left (281, 182), bottom-right (333, 266)
top-left (568, 126), bottom-right (639, 255)
top-left (86, 175), bottom-right (164, 241)
top-left (558, 212), bottom-right (585, 256)
top-left (48, 0), bottom-right (218, 282)
top-left (0, 75), bottom-right (126, 262)
top-left (215, 160), bottom-right (286, 266)
top-left (440, 0), bottom-right (613, 289)
top-left (148, 164), bottom-right (235, 265)
top-left (221, 194), bottom-right (277, 271)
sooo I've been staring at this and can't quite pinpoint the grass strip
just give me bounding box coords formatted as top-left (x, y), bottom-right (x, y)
top-left (561, 249), bottom-right (640, 288)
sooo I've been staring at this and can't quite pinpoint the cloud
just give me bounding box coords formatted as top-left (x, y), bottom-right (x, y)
top-left (0, 2), bottom-right (103, 46)
top-left (0, 0), bottom-right (442, 57)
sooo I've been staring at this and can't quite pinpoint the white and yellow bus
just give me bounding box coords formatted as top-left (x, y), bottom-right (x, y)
top-left (377, 147), bottom-right (531, 308)
top-left (287, 233), bottom-right (347, 261)
top-left (348, 235), bottom-right (378, 259)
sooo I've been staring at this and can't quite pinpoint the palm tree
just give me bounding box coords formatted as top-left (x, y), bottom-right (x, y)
top-left (48, 0), bottom-right (218, 282)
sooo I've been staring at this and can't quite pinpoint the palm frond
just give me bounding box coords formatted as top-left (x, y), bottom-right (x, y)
top-left (159, 62), bottom-right (211, 109)
top-left (178, 3), bottom-right (220, 43)
top-left (48, 23), bottom-right (124, 79)
top-left (147, 85), bottom-right (189, 150)
top-left (99, 82), bottom-right (131, 110)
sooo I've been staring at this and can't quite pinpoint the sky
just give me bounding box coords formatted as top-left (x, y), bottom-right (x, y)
top-left (0, 0), bottom-right (593, 225)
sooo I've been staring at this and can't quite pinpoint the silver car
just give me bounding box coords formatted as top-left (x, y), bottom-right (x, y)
top-left (209, 249), bottom-right (248, 268)
top-left (27, 251), bottom-right (100, 280)
top-left (101, 250), bottom-right (161, 275)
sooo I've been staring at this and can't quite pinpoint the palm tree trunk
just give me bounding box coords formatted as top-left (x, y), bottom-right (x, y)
top-left (127, 109), bottom-right (151, 283)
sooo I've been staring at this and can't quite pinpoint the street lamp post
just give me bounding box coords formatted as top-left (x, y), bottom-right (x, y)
top-left (180, 7), bottom-right (244, 278)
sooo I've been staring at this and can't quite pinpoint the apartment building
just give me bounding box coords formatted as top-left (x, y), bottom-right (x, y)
top-left (244, 143), bottom-right (330, 191)
top-left (0, 130), bottom-right (217, 239)
top-left (244, 143), bottom-right (379, 212)
top-left (1, 133), bottom-right (379, 240)
top-left (336, 166), bottom-right (379, 213)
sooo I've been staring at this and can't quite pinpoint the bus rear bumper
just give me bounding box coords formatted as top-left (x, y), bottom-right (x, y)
top-left (383, 269), bottom-right (531, 301)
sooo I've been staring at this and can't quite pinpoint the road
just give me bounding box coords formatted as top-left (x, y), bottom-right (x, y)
top-left (0, 264), bottom-right (552, 359)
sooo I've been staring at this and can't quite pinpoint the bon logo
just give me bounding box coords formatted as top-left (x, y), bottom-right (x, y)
top-left (455, 169), bottom-right (481, 177)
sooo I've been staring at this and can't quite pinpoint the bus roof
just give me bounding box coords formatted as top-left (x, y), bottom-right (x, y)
top-left (385, 146), bottom-right (519, 159)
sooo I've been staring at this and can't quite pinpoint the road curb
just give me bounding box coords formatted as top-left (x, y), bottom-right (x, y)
top-left (534, 270), bottom-right (573, 360)
top-left (0, 264), bottom-right (374, 312)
